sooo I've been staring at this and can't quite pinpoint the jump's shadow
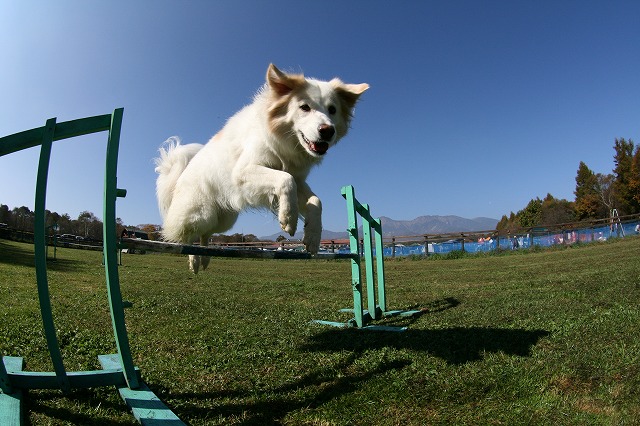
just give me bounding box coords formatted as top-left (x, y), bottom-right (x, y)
top-left (300, 326), bottom-right (550, 365)
top-left (307, 296), bottom-right (548, 364)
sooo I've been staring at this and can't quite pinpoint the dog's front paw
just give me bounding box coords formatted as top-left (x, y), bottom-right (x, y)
top-left (279, 206), bottom-right (298, 236)
top-left (280, 218), bottom-right (297, 236)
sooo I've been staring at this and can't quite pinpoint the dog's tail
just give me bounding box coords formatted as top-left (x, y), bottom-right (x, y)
top-left (155, 137), bottom-right (203, 220)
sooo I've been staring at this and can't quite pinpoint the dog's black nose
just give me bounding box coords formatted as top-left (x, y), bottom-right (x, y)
top-left (318, 124), bottom-right (335, 141)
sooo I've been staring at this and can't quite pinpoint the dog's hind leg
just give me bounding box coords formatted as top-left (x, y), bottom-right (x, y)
top-left (187, 235), bottom-right (211, 273)
top-left (189, 254), bottom-right (201, 274)
top-left (199, 234), bottom-right (211, 270)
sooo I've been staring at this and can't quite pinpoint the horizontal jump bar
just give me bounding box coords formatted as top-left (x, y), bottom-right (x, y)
top-left (7, 368), bottom-right (135, 390)
top-left (119, 238), bottom-right (358, 260)
top-left (0, 112), bottom-right (117, 157)
top-left (341, 185), bottom-right (382, 231)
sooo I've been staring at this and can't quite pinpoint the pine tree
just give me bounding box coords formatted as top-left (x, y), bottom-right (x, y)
top-left (496, 215), bottom-right (509, 232)
top-left (629, 147), bottom-right (640, 212)
top-left (517, 198), bottom-right (542, 228)
top-left (612, 138), bottom-right (636, 214)
top-left (574, 161), bottom-right (602, 220)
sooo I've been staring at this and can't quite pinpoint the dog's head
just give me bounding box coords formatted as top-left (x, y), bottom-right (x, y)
top-left (266, 64), bottom-right (368, 159)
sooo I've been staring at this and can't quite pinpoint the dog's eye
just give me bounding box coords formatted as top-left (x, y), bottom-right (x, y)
top-left (300, 104), bottom-right (311, 112)
top-left (328, 105), bottom-right (336, 115)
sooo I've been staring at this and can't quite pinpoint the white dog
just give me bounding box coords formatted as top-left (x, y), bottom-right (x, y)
top-left (155, 64), bottom-right (368, 273)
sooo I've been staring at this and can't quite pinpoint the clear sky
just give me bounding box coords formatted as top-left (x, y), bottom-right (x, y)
top-left (1, 1), bottom-right (639, 237)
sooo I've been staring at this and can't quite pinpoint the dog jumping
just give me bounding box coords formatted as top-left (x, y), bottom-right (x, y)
top-left (155, 64), bottom-right (368, 273)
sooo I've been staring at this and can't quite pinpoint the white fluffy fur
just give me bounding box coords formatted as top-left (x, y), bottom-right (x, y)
top-left (155, 64), bottom-right (368, 273)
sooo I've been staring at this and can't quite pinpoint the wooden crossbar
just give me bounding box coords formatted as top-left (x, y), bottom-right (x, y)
top-left (0, 115), bottom-right (112, 157)
top-left (118, 238), bottom-right (357, 260)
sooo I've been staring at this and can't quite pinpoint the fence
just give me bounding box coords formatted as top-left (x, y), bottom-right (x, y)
top-left (4, 215), bottom-right (640, 259)
top-left (326, 215), bottom-right (640, 258)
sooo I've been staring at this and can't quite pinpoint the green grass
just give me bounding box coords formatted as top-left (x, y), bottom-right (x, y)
top-left (1, 237), bottom-right (640, 425)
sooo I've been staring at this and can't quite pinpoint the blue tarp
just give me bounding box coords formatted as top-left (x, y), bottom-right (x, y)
top-left (333, 221), bottom-right (640, 257)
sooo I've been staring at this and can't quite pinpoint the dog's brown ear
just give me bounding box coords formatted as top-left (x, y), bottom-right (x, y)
top-left (333, 81), bottom-right (369, 110)
top-left (267, 64), bottom-right (305, 96)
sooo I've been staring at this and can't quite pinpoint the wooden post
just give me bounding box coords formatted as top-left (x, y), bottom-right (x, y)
top-left (342, 186), bottom-right (364, 328)
top-left (373, 218), bottom-right (386, 314)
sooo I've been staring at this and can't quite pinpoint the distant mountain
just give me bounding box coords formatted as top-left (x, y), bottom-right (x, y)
top-left (378, 216), bottom-right (498, 237)
top-left (260, 215), bottom-right (498, 241)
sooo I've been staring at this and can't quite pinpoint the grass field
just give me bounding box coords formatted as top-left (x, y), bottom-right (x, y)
top-left (1, 237), bottom-right (639, 425)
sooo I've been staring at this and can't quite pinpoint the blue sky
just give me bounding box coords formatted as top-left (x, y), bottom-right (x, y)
top-left (1, 1), bottom-right (639, 237)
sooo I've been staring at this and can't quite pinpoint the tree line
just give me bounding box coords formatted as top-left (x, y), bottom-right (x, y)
top-left (497, 138), bottom-right (640, 232)
top-left (0, 205), bottom-right (261, 243)
top-left (0, 205), bottom-right (134, 241)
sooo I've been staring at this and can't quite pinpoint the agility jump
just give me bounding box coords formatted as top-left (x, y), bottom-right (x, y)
top-left (0, 109), bottom-right (183, 425)
top-left (0, 109), bottom-right (420, 424)
top-left (120, 185), bottom-right (422, 330)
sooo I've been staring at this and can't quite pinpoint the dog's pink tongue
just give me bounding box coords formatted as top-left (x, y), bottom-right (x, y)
top-left (312, 142), bottom-right (329, 155)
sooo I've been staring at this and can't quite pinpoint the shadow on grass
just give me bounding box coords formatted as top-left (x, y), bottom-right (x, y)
top-left (305, 296), bottom-right (548, 364)
top-left (0, 240), bottom-right (82, 271)
top-left (158, 300), bottom-right (548, 424)
top-left (303, 298), bottom-right (548, 365)
top-left (156, 353), bottom-right (411, 426)
top-left (300, 326), bottom-right (550, 365)
top-left (25, 389), bottom-right (140, 426)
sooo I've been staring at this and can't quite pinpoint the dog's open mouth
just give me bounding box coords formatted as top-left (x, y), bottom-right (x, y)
top-left (300, 132), bottom-right (329, 156)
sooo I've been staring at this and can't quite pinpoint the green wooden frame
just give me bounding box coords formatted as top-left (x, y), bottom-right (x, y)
top-left (0, 109), bottom-right (184, 425)
top-left (313, 185), bottom-right (422, 331)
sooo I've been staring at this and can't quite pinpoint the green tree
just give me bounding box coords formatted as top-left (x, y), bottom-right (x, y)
top-left (0, 204), bottom-right (9, 224)
top-left (517, 198), bottom-right (542, 228)
top-left (574, 161), bottom-right (602, 220)
top-left (13, 206), bottom-right (33, 230)
top-left (77, 211), bottom-right (97, 238)
top-left (541, 193), bottom-right (575, 225)
top-left (139, 224), bottom-right (160, 241)
top-left (58, 213), bottom-right (72, 234)
top-left (46, 210), bottom-right (61, 230)
top-left (496, 214), bottom-right (509, 232)
top-left (629, 147), bottom-right (640, 209)
top-left (612, 138), bottom-right (636, 214)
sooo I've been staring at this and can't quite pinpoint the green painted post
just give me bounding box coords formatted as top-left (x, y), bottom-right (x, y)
top-left (0, 358), bottom-right (11, 394)
top-left (34, 118), bottom-right (71, 393)
top-left (373, 218), bottom-right (387, 313)
top-left (102, 108), bottom-right (139, 389)
top-left (361, 204), bottom-right (377, 320)
top-left (0, 357), bottom-right (22, 426)
top-left (313, 185), bottom-right (423, 330)
top-left (341, 185), bottom-right (364, 328)
top-left (0, 109), bottom-right (186, 422)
